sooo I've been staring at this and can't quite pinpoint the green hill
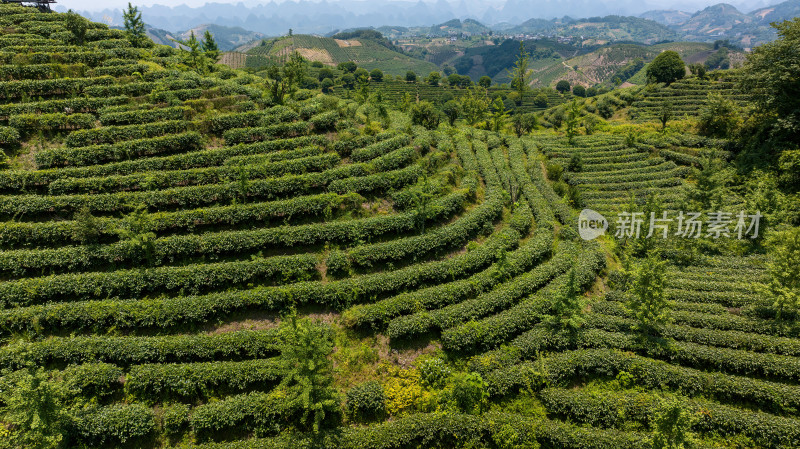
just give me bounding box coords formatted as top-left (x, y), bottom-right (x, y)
top-left (0, 4), bottom-right (798, 449)
top-left (229, 32), bottom-right (438, 76)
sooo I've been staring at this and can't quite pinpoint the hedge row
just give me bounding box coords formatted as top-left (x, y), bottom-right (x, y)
top-left (0, 96), bottom-right (126, 118)
top-left (483, 348), bottom-right (800, 415)
top-left (0, 75), bottom-right (114, 99)
top-left (539, 388), bottom-right (800, 449)
top-left (350, 134), bottom-right (412, 162)
top-left (340, 189), bottom-right (503, 268)
top-left (125, 358), bottom-right (284, 402)
top-left (0, 161), bottom-right (379, 216)
top-left (0, 192), bottom-right (361, 248)
top-left (0, 252), bottom-right (319, 309)
top-left (0, 329), bottom-right (281, 369)
top-left (222, 122), bottom-right (309, 145)
top-left (4, 136), bottom-right (326, 189)
top-left (387, 238), bottom-right (575, 342)
top-left (342, 207), bottom-right (538, 329)
top-left (36, 131), bottom-right (204, 169)
top-left (440, 242), bottom-right (605, 353)
top-left (69, 403), bottom-right (155, 447)
top-left (64, 120), bottom-right (192, 148)
top-left (0, 215), bottom-right (538, 333)
top-left (8, 112), bottom-right (95, 135)
top-left (98, 105), bottom-right (195, 125)
top-left (206, 106), bottom-right (299, 135)
top-left (47, 152), bottom-right (339, 195)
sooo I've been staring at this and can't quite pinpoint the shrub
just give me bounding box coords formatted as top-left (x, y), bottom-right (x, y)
top-left (346, 381), bottom-right (386, 422)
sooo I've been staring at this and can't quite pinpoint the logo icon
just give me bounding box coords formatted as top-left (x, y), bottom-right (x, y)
top-left (578, 209), bottom-right (608, 241)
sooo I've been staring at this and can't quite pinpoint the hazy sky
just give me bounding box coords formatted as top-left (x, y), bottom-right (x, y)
top-left (60, 0), bottom-right (774, 13)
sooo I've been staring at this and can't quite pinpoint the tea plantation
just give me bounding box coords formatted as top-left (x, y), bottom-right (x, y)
top-left (0, 4), bottom-right (798, 449)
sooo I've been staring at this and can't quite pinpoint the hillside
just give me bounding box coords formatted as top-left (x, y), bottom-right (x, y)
top-left (1, 4), bottom-right (799, 449)
top-left (229, 33), bottom-right (438, 76)
top-left (503, 15), bottom-right (678, 45)
top-left (145, 23), bottom-right (266, 52)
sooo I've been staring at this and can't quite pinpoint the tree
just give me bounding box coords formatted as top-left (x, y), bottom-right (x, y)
top-left (123, 2), bottom-right (148, 48)
top-left (369, 68), bottom-right (383, 82)
top-left (628, 254), bottom-right (669, 334)
top-left (321, 77), bottom-right (334, 93)
top-left (64, 10), bottom-right (88, 45)
top-left (659, 101), bottom-right (673, 131)
top-left (572, 84), bottom-right (586, 97)
top-left (760, 227), bottom-right (800, 320)
top-left (488, 97), bottom-right (506, 132)
top-left (533, 92), bottom-right (548, 108)
top-left (0, 369), bottom-right (66, 449)
top-left (442, 100), bottom-right (461, 126)
top-left (354, 67), bottom-right (370, 82)
top-left (318, 67), bottom-right (334, 81)
top-left (338, 61), bottom-right (357, 73)
top-left (688, 63), bottom-right (707, 80)
top-left (555, 80), bottom-right (571, 94)
top-left (740, 19), bottom-right (800, 150)
top-left (697, 93), bottom-right (739, 138)
top-left (440, 372), bottom-right (488, 415)
top-left (201, 30), bottom-right (220, 64)
top-left (278, 314), bottom-right (341, 432)
top-left (116, 205), bottom-right (157, 266)
top-left (564, 100), bottom-right (581, 144)
top-left (405, 71), bottom-right (417, 83)
top-left (506, 42), bottom-right (531, 101)
top-left (174, 31), bottom-right (205, 72)
top-left (447, 73), bottom-right (462, 87)
top-left (647, 51), bottom-right (685, 85)
top-left (338, 73), bottom-right (355, 90)
top-left (409, 101), bottom-right (441, 130)
top-left (511, 112), bottom-right (537, 137)
top-left (71, 206), bottom-right (100, 244)
top-left (547, 268), bottom-right (585, 329)
top-left (460, 87), bottom-right (489, 126)
top-left (425, 71), bottom-right (442, 86)
top-left (478, 75), bottom-right (492, 88)
top-left (652, 398), bottom-right (695, 449)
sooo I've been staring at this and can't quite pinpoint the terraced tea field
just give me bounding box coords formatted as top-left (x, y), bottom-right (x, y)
top-left (0, 4), bottom-right (797, 449)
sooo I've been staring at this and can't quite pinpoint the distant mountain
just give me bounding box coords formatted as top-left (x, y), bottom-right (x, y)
top-left (503, 15), bottom-right (678, 45)
top-left (662, 0), bottom-right (800, 49)
top-left (177, 25), bottom-right (266, 52)
top-left (673, 3), bottom-right (752, 41)
top-left (429, 18), bottom-right (492, 36)
top-left (144, 24), bottom-right (265, 52)
top-left (638, 10), bottom-right (693, 26)
top-left (228, 32), bottom-right (438, 77)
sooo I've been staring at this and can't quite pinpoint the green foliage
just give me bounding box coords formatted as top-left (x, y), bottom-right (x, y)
top-left (278, 314), bottom-right (340, 432)
top-left (409, 100), bottom-right (441, 130)
top-left (425, 71), bottom-right (441, 86)
top-left (646, 51), bottom-right (685, 85)
top-left (546, 268), bottom-right (585, 329)
top-left (761, 227), bottom-right (800, 320)
top-left (201, 30), bottom-right (221, 64)
top-left (442, 100), bottom-right (461, 126)
top-left (479, 76), bottom-right (492, 88)
top-left (628, 254), bottom-right (670, 334)
top-left (572, 85), bottom-right (586, 97)
top-left (0, 369), bottom-right (65, 449)
top-left (123, 2), bottom-right (149, 48)
top-left (369, 68), bottom-right (383, 82)
top-left (440, 372), bottom-right (488, 415)
top-left (555, 80), bottom-right (570, 94)
top-left (345, 381), bottom-right (386, 422)
top-left (652, 398), bottom-right (695, 449)
top-left (697, 92), bottom-right (739, 138)
top-left (659, 101), bottom-right (673, 131)
top-left (511, 112), bottom-right (537, 137)
top-left (460, 87), bottom-right (489, 126)
top-left (533, 92), bottom-right (548, 108)
top-left (507, 42), bottom-right (532, 99)
top-left (64, 10), bottom-right (88, 45)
